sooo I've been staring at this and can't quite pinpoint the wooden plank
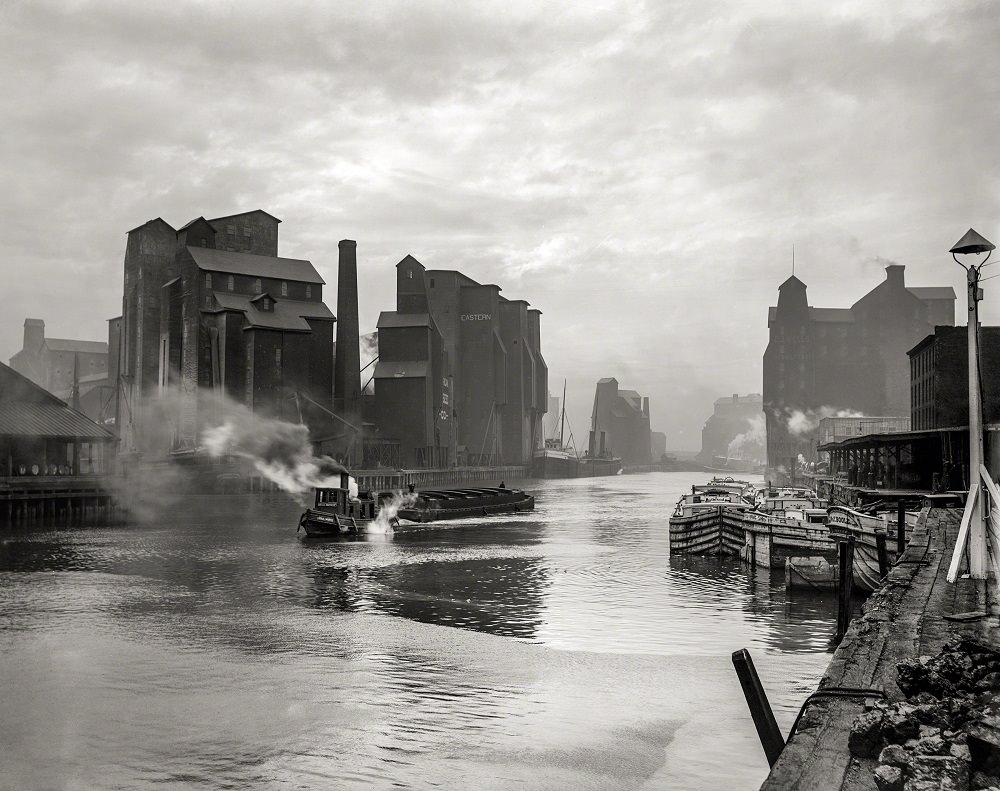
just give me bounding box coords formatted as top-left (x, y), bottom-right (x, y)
top-left (947, 481), bottom-right (978, 583)
top-left (760, 507), bottom-right (986, 791)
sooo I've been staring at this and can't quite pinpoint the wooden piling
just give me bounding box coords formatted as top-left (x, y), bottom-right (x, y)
top-left (835, 537), bottom-right (855, 644)
top-left (896, 499), bottom-right (906, 556)
top-left (732, 648), bottom-right (785, 767)
top-left (875, 532), bottom-right (889, 578)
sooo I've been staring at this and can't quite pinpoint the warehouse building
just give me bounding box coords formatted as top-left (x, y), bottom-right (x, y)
top-left (374, 255), bottom-right (546, 468)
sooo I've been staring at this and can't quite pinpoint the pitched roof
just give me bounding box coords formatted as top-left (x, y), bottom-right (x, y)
top-left (187, 246), bottom-right (324, 284)
top-left (206, 209), bottom-right (281, 224)
top-left (0, 402), bottom-right (116, 440)
top-left (177, 216), bottom-right (217, 232)
top-left (377, 312), bottom-right (432, 329)
top-left (908, 286), bottom-right (957, 300)
top-left (126, 217), bottom-right (175, 234)
top-left (210, 292), bottom-right (334, 332)
top-left (43, 339), bottom-right (109, 354)
top-left (779, 275), bottom-right (807, 290)
top-left (0, 362), bottom-right (115, 440)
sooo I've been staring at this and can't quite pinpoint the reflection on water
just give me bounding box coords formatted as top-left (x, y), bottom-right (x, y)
top-left (0, 472), bottom-right (837, 790)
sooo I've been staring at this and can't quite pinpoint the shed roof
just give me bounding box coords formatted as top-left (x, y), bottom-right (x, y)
top-left (211, 292), bottom-right (334, 332)
top-left (377, 312), bottom-right (432, 329)
top-left (187, 246), bottom-right (324, 284)
top-left (0, 402), bottom-right (115, 440)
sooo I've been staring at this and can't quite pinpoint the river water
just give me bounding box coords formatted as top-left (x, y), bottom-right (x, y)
top-left (0, 471), bottom-right (837, 790)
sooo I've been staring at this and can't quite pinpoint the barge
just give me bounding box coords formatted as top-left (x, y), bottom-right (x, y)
top-left (398, 486), bottom-right (534, 522)
top-left (668, 477), bottom-right (757, 555)
top-left (298, 472), bottom-right (534, 537)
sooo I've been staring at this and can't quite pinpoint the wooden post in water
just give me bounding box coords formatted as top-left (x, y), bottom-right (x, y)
top-left (875, 532), bottom-right (889, 578)
top-left (732, 648), bottom-right (785, 767)
top-left (896, 500), bottom-right (906, 557)
top-left (835, 537), bottom-right (855, 643)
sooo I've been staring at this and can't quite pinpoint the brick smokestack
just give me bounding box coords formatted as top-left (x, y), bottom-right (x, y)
top-left (334, 240), bottom-right (361, 431)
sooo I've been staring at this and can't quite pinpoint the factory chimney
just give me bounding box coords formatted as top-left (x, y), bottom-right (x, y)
top-left (334, 240), bottom-right (362, 435)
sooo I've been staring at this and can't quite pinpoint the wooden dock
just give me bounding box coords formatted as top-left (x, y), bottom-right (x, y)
top-left (759, 506), bottom-right (999, 790)
top-left (0, 475), bottom-right (119, 526)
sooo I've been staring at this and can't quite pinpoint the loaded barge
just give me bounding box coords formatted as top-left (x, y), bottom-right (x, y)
top-left (297, 471), bottom-right (533, 538)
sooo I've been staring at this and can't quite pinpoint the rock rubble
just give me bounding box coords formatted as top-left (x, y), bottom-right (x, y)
top-left (848, 637), bottom-right (1000, 790)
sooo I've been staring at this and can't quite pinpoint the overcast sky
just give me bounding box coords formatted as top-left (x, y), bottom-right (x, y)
top-left (4, 0), bottom-right (1000, 449)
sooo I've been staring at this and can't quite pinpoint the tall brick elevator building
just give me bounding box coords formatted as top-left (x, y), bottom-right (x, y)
top-left (374, 255), bottom-right (547, 468)
top-left (763, 264), bottom-right (954, 473)
top-left (116, 210), bottom-right (335, 455)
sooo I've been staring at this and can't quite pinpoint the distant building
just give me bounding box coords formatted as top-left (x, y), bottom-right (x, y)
top-left (374, 255), bottom-right (546, 468)
top-left (908, 325), bottom-right (1000, 430)
top-left (698, 394), bottom-right (764, 466)
top-left (0, 361), bottom-right (116, 477)
top-left (817, 415), bottom-right (911, 446)
top-left (9, 318), bottom-right (112, 426)
top-left (651, 431), bottom-right (667, 461)
top-left (588, 378), bottom-right (651, 465)
top-left (764, 265), bottom-right (955, 476)
top-left (116, 211), bottom-right (336, 456)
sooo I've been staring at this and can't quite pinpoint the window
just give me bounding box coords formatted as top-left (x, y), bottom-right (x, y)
top-left (205, 295), bottom-right (213, 308)
top-left (430, 278), bottom-right (435, 288)
top-left (306, 285), bottom-right (312, 299)
top-left (205, 273), bottom-right (212, 289)
top-left (227, 275), bottom-right (234, 291)
top-left (275, 348), bottom-right (282, 370)
top-left (227, 225), bottom-right (236, 236)
top-left (281, 281), bottom-right (287, 297)
top-left (244, 227), bottom-right (251, 237)
top-left (253, 278), bottom-right (262, 293)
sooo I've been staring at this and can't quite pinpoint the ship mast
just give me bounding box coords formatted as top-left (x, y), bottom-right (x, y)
top-left (559, 379), bottom-right (567, 449)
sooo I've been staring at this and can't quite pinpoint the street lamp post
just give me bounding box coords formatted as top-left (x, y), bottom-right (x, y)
top-left (950, 227), bottom-right (995, 579)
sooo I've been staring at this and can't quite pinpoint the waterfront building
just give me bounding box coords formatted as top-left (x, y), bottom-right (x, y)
top-left (588, 378), bottom-right (651, 465)
top-left (908, 325), bottom-right (1000, 431)
top-left (0, 361), bottom-right (116, 477)
top-left (374, 255), bottom-right (546, 468)
top-left (764, 264), bottom-right (955, 476)
top-left (9, 319), bottom-right (111, 424)
top-left (115, 211), bottom-right (335, 456)
top-left (697, 393), bottom-right (764, 467)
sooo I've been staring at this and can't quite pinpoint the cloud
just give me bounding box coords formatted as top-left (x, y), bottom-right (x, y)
top-left (3, 1), bottom-right (1000, 447)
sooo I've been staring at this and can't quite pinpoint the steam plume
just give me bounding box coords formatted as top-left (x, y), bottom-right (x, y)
top-left (202, 406), bottom-right (346, 497)
top-left (785, 406), bottom-right (864, 436)
top-left (727, 414), bottom-right (765, 460)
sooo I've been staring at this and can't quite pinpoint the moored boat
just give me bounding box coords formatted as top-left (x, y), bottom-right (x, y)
top-left (824, 505), bottom-right (902, 592)
top-left (668, 478), bottom-right (757, 555)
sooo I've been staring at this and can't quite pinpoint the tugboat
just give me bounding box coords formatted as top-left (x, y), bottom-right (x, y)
top-left (298, 472), bottom-right (534, 537)
top-left (297, 470), bottom-right (388, 537)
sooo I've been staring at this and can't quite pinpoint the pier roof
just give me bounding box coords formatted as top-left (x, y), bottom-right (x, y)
top-left (0, 402), bottom-right (115, 440)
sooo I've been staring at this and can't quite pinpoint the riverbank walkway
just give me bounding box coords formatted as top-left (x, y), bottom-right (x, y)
top-left (760, 505), bottom-right (999, 790)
